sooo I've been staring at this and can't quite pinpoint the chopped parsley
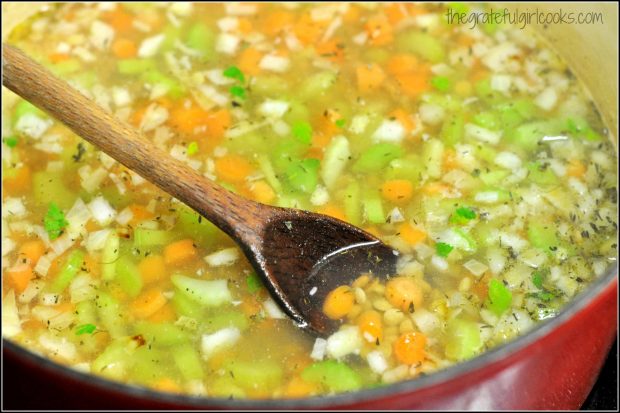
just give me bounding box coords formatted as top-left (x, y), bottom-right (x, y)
top-left (223, 65), bottom-right (245, 83)
top-left (75, 323), bottom-right (97, 335)
top-left (449, 206), bottom-right (477, 224)
top-left (431, 76), bottom-right (451, 92)
top-left (436, 242), bottom-right (454, 257)
top-left (187, 141), bottom-right (199, 156)
top-left (44, 203), bottom-right (69, 240)
top-left (335, 119), bottom-right (346, 128)
top-left (292, 121), bottom-right (313, 144)
top-left (3, 136), bottom-right (18, 147)
top-left (532, 271), bottom-right (544, 289)
top-left (229, 85), bottom-right (246, 99)
top-left (246, 272), bottom-right (263, 294)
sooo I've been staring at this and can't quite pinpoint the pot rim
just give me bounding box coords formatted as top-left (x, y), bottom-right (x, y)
top-left (4, 261), bottom-right (617, 409)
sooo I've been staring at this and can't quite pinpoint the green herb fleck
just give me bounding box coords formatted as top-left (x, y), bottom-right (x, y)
top-left (187, 141), bottom-right (199, 156)
top-left (450, 206), bottom-right (476, 224)
top-left (532, 271), bottom-right (544, 289)
top-left (246, 273), bottom-right (263, 294)
top-left (436, 242), bottom-right (454, 257)
top-left (44, 203), bottom-right (69, 240)
top-left (431, 76), bottom-right (451, 92)
top-left (527, 291), bottom-right (557, 302)
top-left (4, 136), bottom-right (18, 148)
top-left (223, 66), bottom-right (245, 83)
top-left (487, 279), bottom-right (512, 315)
top-left (292, 121), bottom-right (313, 144)
top-left (75, 323), bottom-right (97, 335)
top-left (229, 85), bottom-right (246, 99)
top-left (335, 119), bottom-right (346, 128)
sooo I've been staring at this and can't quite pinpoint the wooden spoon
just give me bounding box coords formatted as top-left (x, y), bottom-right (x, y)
top-left (2, 44), bottom-right (398, 335)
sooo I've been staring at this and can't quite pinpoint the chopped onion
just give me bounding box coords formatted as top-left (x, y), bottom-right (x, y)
top-left (419, 103), bottom-right (445, 126)
top-left (326, 325), bottom-right (362, 359)
top-left (204, 247), bottom-right (239, 266)
top-left (139, 104), bottom-right (169, 132)
top-left (84, 229), bottom-right (112, 253)
top-left (138, 34), bottom-right (165, 57)
top-left (465, 124), bottom-right (501, 145)
top-left (197, 84), bottom-right (229, 107)
top-left (310, 185), bottom-right (330, 206)
top-left (310, 338), bottom-right (327, 360)
top-left (50, 233), bottom-right (75, 256)
top-left (411, 308), bottom-right (441, 334)
top-left (494, 151), bottom-right (522, 169)
top-left (87, 196), bottom-right (117, 226)
top-left (216, 33), bottom-right (241, 55)
top-left (217, 17), bottom-right (238, 32)
top-left (201, 327), bottom-right (241, 360)
top-left (2, 197), bottom-right (27, 219)
top-left (367, 351), bottom-right (388, 374)
top-left (259, 54), bottom-right (290, 73)
top-left (257, 99), bottom-right (290, 118)
top-left (70, 273), bottom-right (98, 303)
top-left (14, 113), bottom-right (52, 139)
top-left (115, 207), bottom-right (134, 226)
top-left (225, 2), bottom-right (257, 15)
top-left (39, 333), bottom-right (77, 361)
top-left (90, 20), bottom-right (115, 51)
top-left (535, 87), bottom-right (558, 111)
top-left (463, 259), bottom-right (488, 277)
top-left (66, 198), bottom-right (92, 237)
top-left (372, 119), bottom-right (406, 142)
top-left (2, 290), bottom-right (21, 338)
top-left (263, 297), bottom-right (286, 319)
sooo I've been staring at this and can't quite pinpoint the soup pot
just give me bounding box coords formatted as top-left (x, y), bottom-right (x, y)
top-left (2, 2), bottom-right (618, 410)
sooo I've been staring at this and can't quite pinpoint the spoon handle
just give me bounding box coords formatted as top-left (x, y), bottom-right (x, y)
top-left (2, 43), bottom-right (266, 242)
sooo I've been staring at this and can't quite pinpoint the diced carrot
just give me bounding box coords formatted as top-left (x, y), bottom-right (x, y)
top-left (3, 166), bottom-right (31, 194)
top-left (469, 66), bottom-right (489, 83)
top-left (163, 239), bottom-right (197, 265)
top-left (153, 378), bottom-right (182, 393)
top-left (443, 148), bottom-right (458, 170)
top-left (381, 180), bottom-right (414, 203)
top-left (169, 105), bottom-right (210, 135)
top-left (128, 204), bottom-right (154, 225)
top-left (111, 38), bottom-right (137, 58)
top-left (457, 34), bottom-right (475, 47)
top-left (103, 8), bottom-right (134, 33)
top-left (49, 53), bottom-right (70, 63)
top-left (393, 331), bottom-right (427, 365)
top-left (357, 310), bottom-right (383, 343)
top-left (386, 276), bottom-right (424, 313)
top-left (384, 3), bottom-right (409, 25)
top-left (566, 159), bottom-right (586, 178)
top-left (398, 223), bottom-right (427, 245)
top-left (389, 108), bottom-right (415, 134)
top-left (322, 285), bottom-right (355, 320)
top-left (131, 288), bottom-right (167, 319)
top-left (138, 255), bottom-right (166, 285)
top-left (239, 296), bottom-right (262, 317)
top-left (205, 109), bottom-right (232, 142)
top-left (83, 254), bottom-right (101, 278)
top-left (108, 282), bottom-right (129, 302)
top-left (423, 182), bottom-right (451, 195)
top-left (396, 71), bottom-right (430, 97)
top-left (283, 376), bottom-right (317, 398)
top-left (18, 240), bottom-right (46, 266)
top-left (315, 38), bottom-right (345, 63)
top-left (342, 4), bottom-right (360, 23)
top-left (317, 204), bottom-right (347, 222)
top-left (315, 110), bottom-right (342, 141)
top-left (237, 18), bottom-right (253, 34)
top-left (131, 105), bottom-right (148, 127)
top-left (238, 47), bottom-right (263, 76)
top-left (294, 13), bottom-right (328, 46)
top-left (357, 64), bottom-right (386, 93)
top-left (148, 302), bottom-right (176, 323)
top-left (307, 146), bottom-right (325, 160)
top-left (262, 10), bottom-right (294, 36)
top-left (21, 318), bottom-right (46, 331)
top-left (386, 54), bottom-right (418, 76)
top-left (214, 154), bottom-right (253, 183)
top-left (135, 10), bottom-right (163, 31)
top-left (55, 302), bottom-right (75, 314)
top-left (249, 180), bottom-right (276, 204)
top-left (364, 14), bottom-right (393, 46)
top-left (6, 264), bottom-right (34, 294)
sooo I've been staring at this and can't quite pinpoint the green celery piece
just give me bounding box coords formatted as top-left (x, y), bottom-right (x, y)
top-left (396, 31), bottom-right (445, 63)
top-left (171, 287), bottom-right (203, 318)
top-left (422, 139), bottom-right (444, 179)
top-left (487, 279), bottom-right (512, 315)
top-left (509, 120), bottom-right (563, 152)
top-left (440, 113), bottom-right (464, 146)
top-left (256, 154), bottom-right (283, 193)
top-left (252, 75), bottom-right (290, 97)
top-left (436, 242), bottom-right (454, 257)
top-left (75, 323), bottom-right (97, 335)
top-left (526, 161), bottom-right (558, 186)
top-left (321, 135), bottom-right (350, 189)
top-left (479, 170), bottom-right (510, 186)
top-left (130, 346), bottom-right (169, 385)
top-left (3, 136), bottom-right (18, 147)
top-left (283, 100), bottom-right (310, 124)
top-left (292, 121), bottom-right (313, 145)
top-left (246, 273), bottom-right (263, 294)
top-left (12, 100), bottom-right (47, 126)
top-left (141, 70), bottom-right (186, 98)
top-left (474, 78), bottom-right (504, 105)
top-left (114, 255), bottom-right (143, 298)
top-left (175, 203), bottom-right (220, 247)
top-left (363, 196), bottom-right (385, 224)
top-left (117, 58), bottom-right (157, 75)
top-left (32, 171), bottom-right (76, 209)
top-left (76, 301), bottom-right (98, 326)
top-left (271, 138), bottom-right (309, 172)
top-left (449, 207), bottom-right (476, 225)
top-left (95, 292), bottom-right (126, 338)
top-left (445, 318), bottom-right (483, 361)
top-left (135, 321), bottom-right (189, 346)
top-left (532, 270), bottom-right (545, 289)
top-left (92, 338), bottom-right (135, 379)
top-left (301, 360), bottom-right (362, 393)
top-left (353, 143), bottom-right (402, 173)
top-left (285, 158), bottom-right (320, 194)
top-left (431, 76), bottom-right (451, 92)
top-left (224, 360), bottom-right (284, 392)
top-left (209, 377), bottom-right (247, 398)
top-left (343, 181), bottom-right (361, 226)
top-left (49, 249), bottom-right (85, 293)
top-left (527, 222), bottom-right (559, 253)
top-left (473, 111), bottom-right (499, 130)
top-left (133, 228), bottom-right (173, 248)
top-left (299, 71), bottom-right (338, 99)
top-left (203, 310), bottom-right (249, 333)
top-left (172, 344), bottom-right (204, 381)
top-left (384, 155), bottom-right (423, 183)
top-left (171, 274), bottom-right (232, 306)
top-left (186, 22), bottom-right (215, 57)
top-left (101, 231), bottom-right (120, 281)
top-left (452, 227), bottom-right (477, 252)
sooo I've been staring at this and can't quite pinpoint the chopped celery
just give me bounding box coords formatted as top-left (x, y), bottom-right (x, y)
top-left (527, 222), bottom-right (559, 253)
top-left (224, 360), bottom-right (284, 391)
top-left (445, 318), bottom-right (483, 361)
top-left (135, 321), bottom-right (189, 346)
top-left (422, 139), bottom-right (444, 179)
top-left (431, 76), bottom-right (451, 92)
top-left (172, 344), bottom-right (204, 381)
top-left (186, 22), bottom-right (215, 57)
top-left (292, 121), bottom-right (313, 145)
top-left (32, 171), bottom-right (76, 209)
top-left (12, 99), bottom-right (46, 125)
top-left (285, 158), bottom-right (320, 194)
top-left (95, 292), bottom-right (126, 338)
top-left (92, 338), bottom-right (135, 379)
top-left (301, 360), bottom-right (362, 393)
top-left (133, 228), bottom-right (173, 248)
top-left (479, 170), bottom-right (509, 186)
top-left (203, 310), bottom-right (249, 333)
top-left (363, 196), bottom-right (385, 224)
top-left (246, 273), bottom-right (263, 294)
top-left (171, 287), bottom-right (203, 318)
top-left (101, 231), bottom-right (120, 281)
top-left (117, 58), bottom-right (156, 75)
top-left (353, 143), bottom-right (402, 173)
top-left (472, 111), bottom-right (499, 130)
top-left (487, 279), bottom-right (512, 315)
top-left (75, 301), bottom-right (98, 326)
top-left (252, 75), bottom-right (290, 96)
top-left (321, 136), bottom-right (351, 189)
top-left (271, 138), bottom-right (309, 172)
top-left (299, 71), bottom-right (338, 99)
top-left (396, 31), bottom-right (445, 63)
top-left (440, 113), bottom-right (464, 146)
top-left (49, 249), bottom-right (85, 293)
top-left (509, 120), bottom-right (563, 152)
top-left (384, 155), bottom-right (423, 183)
top-left (175, 203), bottom-right (220, 247)
top-left (209, 376), bottom-right (246, 398)
top-left (474, 78), bottom-right (503, 104)
top-left (256, 154), bottom-right (283, 193)
top-left (526, 161), bottom-right (558, 186)
top-left (171, 274), bottom-right (232, 307)
top-left (141, 70), bottom-right (186, 99)
top-left (283, 100), bottom-right (310, 124)
top-left (565, 117), bottom-right (603, 141)
top-left (114, 255), bottom-right (143, 298)
top-left (130, 346), bottom-right (169, 384)
top-left (343, 181), bottom-right (361, 225)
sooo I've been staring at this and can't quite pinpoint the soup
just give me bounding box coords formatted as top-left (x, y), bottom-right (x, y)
top-left (2, 2), bottom-right (617, 399)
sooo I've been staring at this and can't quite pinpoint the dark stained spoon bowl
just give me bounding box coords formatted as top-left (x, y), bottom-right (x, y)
top-left (2, 43), bottom-right (398, 335)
